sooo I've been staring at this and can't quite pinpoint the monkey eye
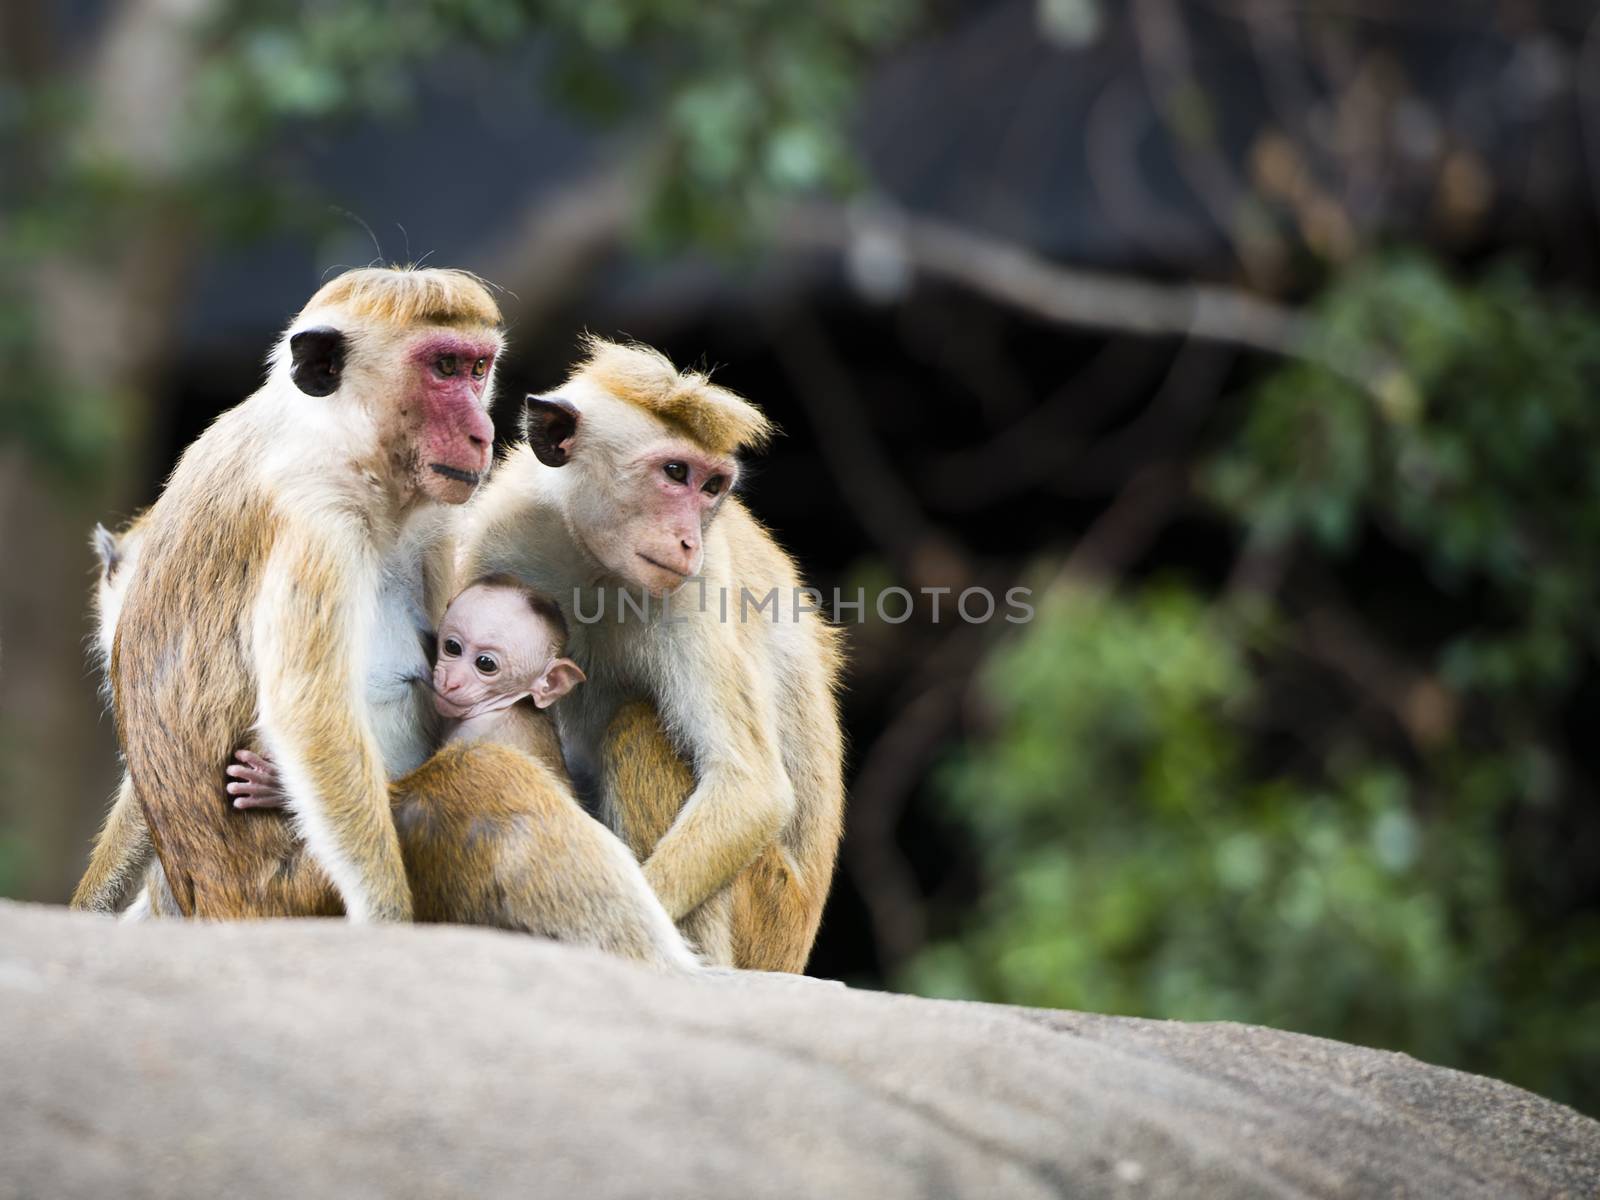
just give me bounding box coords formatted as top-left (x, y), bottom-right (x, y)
top-left (437, 354), bottom-right (459, 377)
top-left (702, 475), bottom-right (726, 497)
top-left (441, 637), bottom-right (462, 658)
top-left (471, 357), bottom-right (488, 379)
top-left (663, 462), bottom-right (688, 484)
top-left (474, 654), bottom-right (499, 675)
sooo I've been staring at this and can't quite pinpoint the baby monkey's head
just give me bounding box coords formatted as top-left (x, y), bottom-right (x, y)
top-left (432, 575), bottom-right (586, 720)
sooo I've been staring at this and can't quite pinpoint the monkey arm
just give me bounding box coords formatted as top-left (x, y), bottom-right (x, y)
top-left (419, 513), bottom-right (459, 626)
top-left (642, 760), bottom-right (795, 923)
top-left (70, 772), bottom-right (152, 913)
top-left (637, 682), bottom-right (797, 923)
top-left (252, 533), bottom-right (413, 923)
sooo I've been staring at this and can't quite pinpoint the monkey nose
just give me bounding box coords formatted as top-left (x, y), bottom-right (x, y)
top-left (450, 405), bottom-right (495, 466)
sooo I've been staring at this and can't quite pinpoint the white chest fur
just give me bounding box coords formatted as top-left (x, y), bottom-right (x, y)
top-left (365, 536), bottom-right (437, 778)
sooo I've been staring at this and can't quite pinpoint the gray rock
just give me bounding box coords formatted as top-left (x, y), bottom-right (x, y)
top-left (0, 899), bottom-right (1594, 1199)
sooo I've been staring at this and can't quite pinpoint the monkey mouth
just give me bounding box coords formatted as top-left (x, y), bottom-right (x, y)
top-left (432, 690), bottom-right (471, 718)
top-left (636, 552), bottom-right (689, 578)
top-left (430, 463), bottom-right (481, 486)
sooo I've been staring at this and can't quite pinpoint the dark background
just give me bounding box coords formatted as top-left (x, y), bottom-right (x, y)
top-left (5, 0), bottom-right (1600, 1114)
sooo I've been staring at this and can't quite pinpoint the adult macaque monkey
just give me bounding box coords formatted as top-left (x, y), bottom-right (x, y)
top-left (72, 514), bottom-right (158, 915)
top-left (463, 337), bottom-right (846, 972)
top-left (71, 269), bottom-right (696, 967)
top-left (91, 514), bottom-right (148, 672)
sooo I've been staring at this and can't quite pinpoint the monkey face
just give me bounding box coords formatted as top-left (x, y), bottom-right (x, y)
top-left (432, 585), bottom-right (585, 718)
top-left (564, 439), bottom-right (735, 597)
top-left (404, 334), bottom-right (500, 505)
top-left (288, 319), bottom-right (500, 508)
top-left (629, 443), bottom-right (733, 593)
top-left (526, 394), bottom-right (736, 597)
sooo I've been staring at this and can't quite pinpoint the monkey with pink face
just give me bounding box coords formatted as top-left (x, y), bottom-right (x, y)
top-left (428, 576), bottom-right (587, 753)
top-left (73, 285), bottom-right (840, 974)
top-left (227, 576), bottom-right (588, 805)
top-left (72, 267), bottom-right (696, 970)
top-left (463, 336), bottom-right (847, 972)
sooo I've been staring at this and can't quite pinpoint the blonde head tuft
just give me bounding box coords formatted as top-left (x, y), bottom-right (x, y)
top-left (303, 266), bottom-right (502, 329)
top-left (573, 334), bottom-right (774, 456)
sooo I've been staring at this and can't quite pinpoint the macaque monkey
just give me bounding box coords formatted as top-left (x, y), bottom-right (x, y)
top-left (429, 576), bottom-right (587, 750)
top-left (227, 576), bottom-right (588, 804)
top-left (219, 574), bottom-right (691, 965)
top-left (91, 515), bottom-right (148, 675)
top-left (70, 515), bottom-right (161, 916)
top-left (70, 268), bottom-right (695, 969)
top-left (463, 336), bottom-right (847, 972)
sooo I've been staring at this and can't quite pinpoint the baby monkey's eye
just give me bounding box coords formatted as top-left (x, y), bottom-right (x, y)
top-left (441, 637), bottom-right (462, 657)
top-left (437, 354), bottom-right (459, 377)
top-left (475, 654), bottom-right (499, 675)
top-left (663, 462), bottom-right (688, 483)
top-left (702, 475), bottom-right (726, 496)
top-left (471, 357), bottom-right (488, 379)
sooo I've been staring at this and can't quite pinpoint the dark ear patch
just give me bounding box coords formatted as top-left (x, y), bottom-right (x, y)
top-left (523, 394), bottom-right (580, 467)
top-left (289, 326), bottom-right (346, 397)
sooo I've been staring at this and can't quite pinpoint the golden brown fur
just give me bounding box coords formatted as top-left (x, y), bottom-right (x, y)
top-left (466, 339), bottom-right (847, 973)
top-left (462, 702), bottom-right (572, 774)
top-left (75, 512), bottom-right (156, 913)
top-left (75, 270), bottom-right (696, 969)
top-left (395, 741), bottom-right (690, 962)
top-left (307, 267), bottom-right (502, 331)
top-left (95, 268), bottom-right (507, 920)
top-left (576, 334), bottom-right (774, 457)
top-left (71, 775), bottom-right (154, 914)
top-left (111, 477), bottom-right (347, 916)
top-left (603, 702), bottom-right (733, 964)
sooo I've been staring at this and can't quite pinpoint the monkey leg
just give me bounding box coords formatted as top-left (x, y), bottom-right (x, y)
top-left (601, 700), bottom-right (830, 973)
top-left (392, 741), bottom-right (697, 970)
top-left (71, 773), bottom-right (154, 914)
top-left (600, 700), bottom-right (748, 967)
top-left (602, 701), bottom-right (695, 859)
top-left (729, 849), bottom-right (820, 974)
top-left (680, 889), bottom-right (735, 964)
top-left (120, 860), bottom-right (184, 921)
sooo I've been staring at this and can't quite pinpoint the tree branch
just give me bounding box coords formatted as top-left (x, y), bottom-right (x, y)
top-left (1052, 461), bottom-right (1190, 590)
top-left (1296, 604), bottom-right (1458, 749)
top-left (780, 202), bottom-right (1376, 392)
top-left (768, 306), bottom-right (971, 592)
top-left (473, 156), bottom-right (641, 329)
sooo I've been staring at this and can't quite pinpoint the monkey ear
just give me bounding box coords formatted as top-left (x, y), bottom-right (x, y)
top-left (530, 657), bottom-right (586, 708)
top-left (289, 326), bottom-right (347, 397)
top-left (523, 395), bottom-right (580, 467)
top-left (91, 523), bottom-right (120, 576)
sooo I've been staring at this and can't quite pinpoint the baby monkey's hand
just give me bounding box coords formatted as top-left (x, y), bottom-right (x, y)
top-left (226, 748), bottom-right (286, 809)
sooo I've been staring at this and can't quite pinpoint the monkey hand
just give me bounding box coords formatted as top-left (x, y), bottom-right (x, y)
top-left (226, 749), bottom-right (287, 810)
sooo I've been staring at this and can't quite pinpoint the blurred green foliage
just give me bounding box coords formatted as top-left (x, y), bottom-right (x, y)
top-left (0, 0), bottom-right (915, 478)
top-left (908, 257), bottom-right (1600, 1115)
top-left (198, 0), bottom-right (914, 239)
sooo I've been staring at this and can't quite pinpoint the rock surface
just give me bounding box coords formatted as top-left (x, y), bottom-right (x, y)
top-left (0, 900), bottom-right (1595, 1199)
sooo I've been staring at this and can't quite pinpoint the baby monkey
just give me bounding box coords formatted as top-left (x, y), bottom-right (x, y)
top-left (227, 576), bottom-right (586, 807)
top-left (223, 571), bottom-right (692, 966)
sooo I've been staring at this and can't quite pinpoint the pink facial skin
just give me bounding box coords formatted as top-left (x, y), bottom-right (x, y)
top-left (226, 584), bottom-right (585, 810)
top-left (411, 336), bottom-right (498, 505)
top-left (630, 447), bottom-right (736, 594)
top-left (431, 584), bottom-right (585, 722)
